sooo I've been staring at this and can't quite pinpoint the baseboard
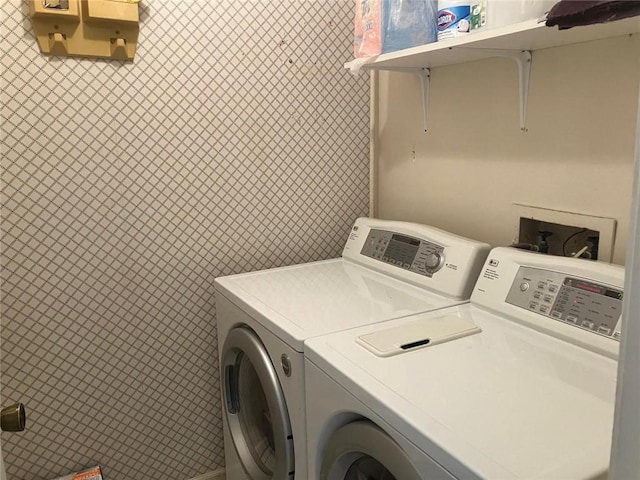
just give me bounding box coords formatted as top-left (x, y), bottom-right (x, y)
top-left (188, 468), bottom-right (225, 480)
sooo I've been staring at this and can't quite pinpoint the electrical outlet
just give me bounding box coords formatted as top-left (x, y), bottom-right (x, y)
top-left (512, 204), bottom-right (616, 262)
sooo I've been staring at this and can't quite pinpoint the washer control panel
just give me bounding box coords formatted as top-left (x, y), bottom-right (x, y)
top-left (360, 229), bottom-right (445, 277)
top-left (505, 266), bottom-right (623, 340)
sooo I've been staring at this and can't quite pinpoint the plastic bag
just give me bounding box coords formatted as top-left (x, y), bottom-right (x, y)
top-left (354, 0), bottom-right (438, 58)
top-left (354, 0), bottom-right (383, 57)
top-left (383, 0), bottom-right (438, 53)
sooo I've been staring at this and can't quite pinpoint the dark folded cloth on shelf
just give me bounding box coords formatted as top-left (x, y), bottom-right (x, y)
top-left (546, 0), bottom-right (640, 29)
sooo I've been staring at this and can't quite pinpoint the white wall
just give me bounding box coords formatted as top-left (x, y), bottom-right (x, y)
top-left (376, 34), bottom-right (640, 265)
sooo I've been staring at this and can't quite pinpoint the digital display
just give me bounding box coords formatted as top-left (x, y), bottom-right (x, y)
top-left (605, 289), bottom-right (624, 300)
top-left (384, 234), bottom-right (421, 265)
top-left (564, 277), bottom-right (622, 300)
top-left (391, 234), bottom-right (420, 247)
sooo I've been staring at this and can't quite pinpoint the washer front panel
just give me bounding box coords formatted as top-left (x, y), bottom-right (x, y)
top-left (506, 266), bottom-right (623, 340)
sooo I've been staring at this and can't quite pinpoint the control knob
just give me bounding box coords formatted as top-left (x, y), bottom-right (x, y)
top-left (425, 252), bottom-right (444, 272)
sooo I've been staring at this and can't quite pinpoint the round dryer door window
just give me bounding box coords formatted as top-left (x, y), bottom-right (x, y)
top-left (222, 327), bottom-right (294, 480)
top-left (345, 456), bottom-right (396, 480)
top-left (320, 421), bottom-right (422, 480)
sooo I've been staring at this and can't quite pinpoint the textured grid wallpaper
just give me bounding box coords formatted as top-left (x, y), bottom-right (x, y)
top-left (0, 0), bottom-right (369, 478)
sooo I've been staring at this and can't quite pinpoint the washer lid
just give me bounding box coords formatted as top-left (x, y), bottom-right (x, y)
top-left (215, 259), bottom-right (464, 352)
top-left (305, 304), bottom-right (618, 479)
top-left (357, 314), bottom-right (481, 357)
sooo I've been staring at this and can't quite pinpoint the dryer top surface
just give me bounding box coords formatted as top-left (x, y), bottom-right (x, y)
top-left (215, 259), bottom-right (464, 351)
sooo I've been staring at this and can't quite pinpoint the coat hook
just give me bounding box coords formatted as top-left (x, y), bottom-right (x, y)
top-left (48, 31), bottom-right (68, 55)
top-left (110, 37), bottom-right (128, 60)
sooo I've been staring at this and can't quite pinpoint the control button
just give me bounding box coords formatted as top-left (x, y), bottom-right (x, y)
top-left (566, 315), bottom-right (578, 324)
top-left (425, 252), bottom-right (444, 271)
top-left (383, 257), bottom-right (390, 262)
top-left (597, 326), bottom-right (611, 335)
top-left (548, 285), bottom-right (558, 293)
top-left (539, 305), bottom-right (549, 314)
top-left (528, 302), bottom-right (538, 310)
top-left (533, 292), bottom-right (542, 300)
top-left (551, 311), bottom-right (562, 319)
top-left (613, 331), bottom-right (621, 339)
top-left (519, 282), bottom-right (529, 292)
top-left (403, 263), bottom-right (411, 269)
top-left (543, 295), bottom-right (553, 303)
top-left (582, 320), bottom-right (594, 329)
top-left (537, 281), bottom-right (547, 289)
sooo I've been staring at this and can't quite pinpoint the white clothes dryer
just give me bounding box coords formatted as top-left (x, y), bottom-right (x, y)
top-left (305, 247), bottom-right (624, 480)
top-left (214, 217), bottom-right (490, 480)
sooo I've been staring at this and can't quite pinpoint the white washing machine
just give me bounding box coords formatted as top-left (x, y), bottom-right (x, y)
top-left (305, 247), bottom-right (624, 479)
top-left (214, 217), bottom-right (490, 479)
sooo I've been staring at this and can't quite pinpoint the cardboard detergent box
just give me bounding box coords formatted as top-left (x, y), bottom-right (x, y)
top-left (52, 466), bottom-right (103, 480)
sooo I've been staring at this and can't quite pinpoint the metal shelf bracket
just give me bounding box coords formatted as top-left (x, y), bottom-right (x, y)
top-left (379, 67), bottom-right (431, 132)
top-left (458, 48), bottom-right (532, 131)
top-left (372, 49), bottom-right (530, 132)
top-left (417, 68), bottom-right (430, 133)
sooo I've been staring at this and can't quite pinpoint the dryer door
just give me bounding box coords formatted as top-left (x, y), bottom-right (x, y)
top-left (321, 421), bottom-right (422, 480)
top-left (222, 327), bottom-right (294, 480)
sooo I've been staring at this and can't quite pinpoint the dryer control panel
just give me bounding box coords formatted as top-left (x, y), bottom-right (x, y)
top-left (359, 229), bottom-right (444, 277)
top-left (342, 217), bottom-right (491, 300)
top-left (505, 267), bottom-right (623, 340)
